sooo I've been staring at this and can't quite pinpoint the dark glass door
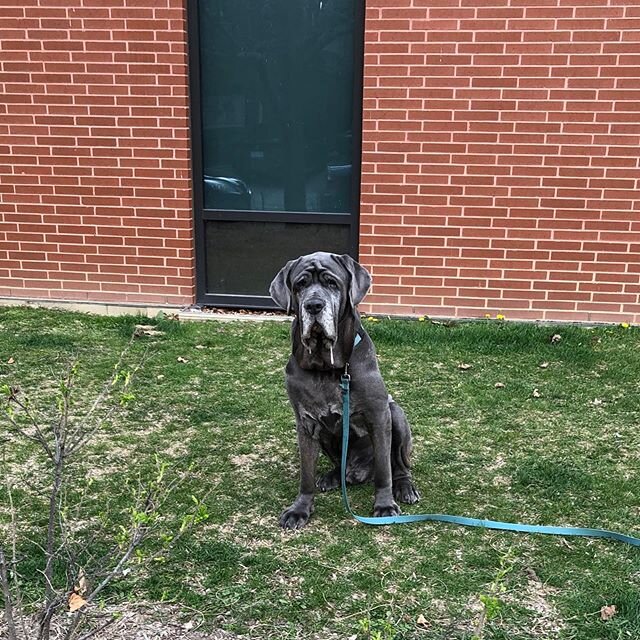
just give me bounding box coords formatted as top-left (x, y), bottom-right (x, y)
top-left (189, 0), bottom-right (363, 307)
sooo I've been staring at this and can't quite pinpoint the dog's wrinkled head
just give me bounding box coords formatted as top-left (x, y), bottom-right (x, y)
top-left (269, 252), bottom-right (371, 354)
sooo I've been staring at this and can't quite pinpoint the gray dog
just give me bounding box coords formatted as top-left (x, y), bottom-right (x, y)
top-left (270, 251), bottom-right (420, 529)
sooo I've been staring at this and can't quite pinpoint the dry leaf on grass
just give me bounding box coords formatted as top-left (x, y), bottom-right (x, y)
top-left (539, 362), bottom-right (549, 369)
top-left (600, 604), bottom-right (617, 621)
top-left (458, 363), bottom-right (473, 371)
top-left (7, 357), bottom-right (14, 364)
top-left (551, 334), bottom-right (562, 344)
top-left (494, 382), bottom-right (505, 388)
top-left (532, 388), bottom-right (541, 398)
top-left (416, 614), bottom-right (428, 627)
top-left (68, 592), bottom-right (88, 612)
top-left (177, 356), bottom-right (188, 363)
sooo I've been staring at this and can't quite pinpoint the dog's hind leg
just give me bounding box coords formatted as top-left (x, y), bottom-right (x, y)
top-left (345, 433), bottom-right (374, 485)
top-left (390, 400), bottom-right (420, 504)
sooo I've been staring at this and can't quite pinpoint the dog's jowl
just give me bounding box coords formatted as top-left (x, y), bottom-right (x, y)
top-left (270, 252), bottom-right (420, 529)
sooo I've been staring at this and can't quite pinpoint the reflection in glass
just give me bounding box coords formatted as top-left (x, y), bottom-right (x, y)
top-left (199, 0), bottom-right (356, 213)
top-left (205, 221), bottom-right (351, 295)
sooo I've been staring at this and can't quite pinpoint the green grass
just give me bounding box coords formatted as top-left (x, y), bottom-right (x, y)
top-left (1, 307), bottom-right (639, 639)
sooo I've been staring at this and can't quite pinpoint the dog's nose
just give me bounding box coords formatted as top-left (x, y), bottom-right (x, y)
top-left (304, 299), bottom-right (325, 315)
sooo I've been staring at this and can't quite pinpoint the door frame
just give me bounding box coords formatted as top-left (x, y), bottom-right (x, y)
top-left (187, 0), bottom-right (366, 309)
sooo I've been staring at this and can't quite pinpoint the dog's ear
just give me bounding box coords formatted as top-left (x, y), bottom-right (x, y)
top-left (336, 254), bottom-right (371, 307)
top-left (269, 258), bottom-right (298, 314)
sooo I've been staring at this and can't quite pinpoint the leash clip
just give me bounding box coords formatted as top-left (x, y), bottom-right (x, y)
top-left (341, 363), bottom-right (351, 393)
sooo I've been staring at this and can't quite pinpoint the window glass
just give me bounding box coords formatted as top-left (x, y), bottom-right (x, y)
top-left (199, 0), bottom-right (356, 213)
top-left (205, 221), bottom-right (350, 295)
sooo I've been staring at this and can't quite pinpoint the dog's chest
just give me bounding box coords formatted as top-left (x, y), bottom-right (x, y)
top-left (300, 406), bottom-right (341, 439)
top-left (294, 382), bottom-right (367, 438)
top-left (288, 377), bottom-right (368, 440)
top-left (297, 386), bottom-right (342, 438)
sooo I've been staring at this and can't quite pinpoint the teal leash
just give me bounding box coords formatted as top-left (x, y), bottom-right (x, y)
top-left (339, 373), bottom-right (640, 548)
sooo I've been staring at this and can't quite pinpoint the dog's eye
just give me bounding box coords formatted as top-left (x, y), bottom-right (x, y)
top-left (294, 276), bottom-right (309, 290)
top-left (325, 278), bottom-right (338, 289)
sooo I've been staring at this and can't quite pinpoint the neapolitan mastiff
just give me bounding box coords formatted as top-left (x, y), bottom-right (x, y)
top-left (270, 252), bottom-right (420, 529)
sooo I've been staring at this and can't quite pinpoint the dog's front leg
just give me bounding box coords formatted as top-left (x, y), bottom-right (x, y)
top-left (370, 410), bottom-right (401, 518)
top-left (280, 426), bottom-right (319, 529)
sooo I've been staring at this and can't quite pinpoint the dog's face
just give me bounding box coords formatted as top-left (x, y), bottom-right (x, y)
top-left (270, 252), bottom-right (371, 353)
top-left (289, 256), bottom-right (347, 351)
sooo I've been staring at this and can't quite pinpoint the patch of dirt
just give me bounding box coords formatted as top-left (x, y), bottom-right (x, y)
top-left (516, 576), bottom-right (566, 636)
top-left (228, 452), bottom-right (266, 470)
top-left (0, 603), bottom-right (243, 640)
top-left (486, 453), bottom-right (506, 472)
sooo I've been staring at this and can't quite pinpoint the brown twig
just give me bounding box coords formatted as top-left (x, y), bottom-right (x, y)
top-left (4, 469), bottom-right (29, 640)
top-left (0, 546), bottom-right (18, 640)
top-left (4, 394), bottom-right (54, 461)
top-left (75, 614), bottom-right (119, 640)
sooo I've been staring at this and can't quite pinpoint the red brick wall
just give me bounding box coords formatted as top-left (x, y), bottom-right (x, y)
top-left (0, 0), bottom-right (193, 306)
top-left (2, 1), bottom-right (639, 322)
top-left (359, 0), bottom-right (640, 323)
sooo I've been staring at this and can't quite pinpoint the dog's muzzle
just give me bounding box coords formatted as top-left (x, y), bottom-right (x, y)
top-left (300, 296), bottom-right (337, 351)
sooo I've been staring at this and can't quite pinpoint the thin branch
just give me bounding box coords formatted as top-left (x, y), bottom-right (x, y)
top-left (37, 594), bottom-right (65, 640)
top-left (62, 517), bottom-right (147, 640)
top-left (39, 457), bottom-right (65, 640)
top-left (5, 470), bottom-right (29, 640)
top-left (65, 402), bottom-right (119, 458)
top-left (0, 546), bottom-right (18, 640)
top-left (5, 393), bottom-right (54, 460)
top-left (66, 334), bottom-right (144, 454)
top-left (86, 523), bottom-right (147, 605)
top-left (3, 411), bottom-right (54, 460)
top-left (75, 614), bottom-right (119, 640)
top-left (66, 346), bottom-right (149, 458)
top-left (57, 360), bottom-right (77, 454)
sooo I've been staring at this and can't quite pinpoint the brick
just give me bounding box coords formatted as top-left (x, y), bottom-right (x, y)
top-left (2, 2), bottom-right (640, 323)
top-left (0, 1), bottom-right (192, 307)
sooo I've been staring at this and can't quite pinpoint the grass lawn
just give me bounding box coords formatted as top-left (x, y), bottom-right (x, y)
top-left (0, 306), bottom-right (639, 639)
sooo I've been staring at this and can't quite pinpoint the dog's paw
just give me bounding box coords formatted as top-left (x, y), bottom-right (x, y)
top-left (373, 501), bottom-right (401, 518)
top-left (279, 505), bottom-right (312, 530)
top-left (394, 480), bottom-right (420, 505)
top-left (316, 469), bottom-right (340, 492)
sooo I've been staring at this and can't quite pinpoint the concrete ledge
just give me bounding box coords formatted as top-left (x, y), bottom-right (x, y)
top-left (0, 297), bottom-right (291, 323)
top-left (0, 296), bottom-right (182, 318)
top-left (178, 307), bottom-right (290, 323)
